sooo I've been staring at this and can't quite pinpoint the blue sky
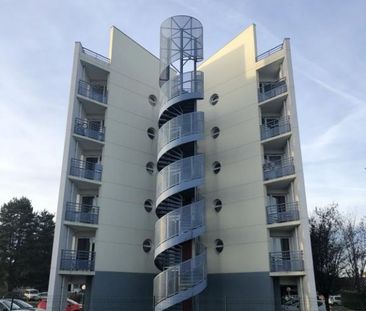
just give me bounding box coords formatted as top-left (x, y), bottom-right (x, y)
top-left (0, 0), bottom-right (365, 217)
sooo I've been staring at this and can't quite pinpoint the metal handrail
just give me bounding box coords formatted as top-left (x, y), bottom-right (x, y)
top-left (266, 202), bottom-right (299, 224)
top-left (65, 202), bottom-right (99, 224)
top-left (263, 156), bottom-right (295, 180)
top-left (155, 200), bottom-right (205, 249)
top-left (270, 250), bottom-right (304, 272)
top-left (81, 46), bottom-right (110, 63)
top-left (156, 154), bottom-right (204, 197)
top-left (258, 78), bottom-right (287, 102)
top-left (154, 250), bottom-right (207, 306)
top-left (74, 117), bottom-right (105, 141)
top-left (60, 250), bottom-right (95, 271)
top-left (77, 80), bottom-right (108, 104)
top-left (260, 116), bottom-right (291, 140)
top-left (158, 112), bottom-right (204, 153)
top-left (69, 158), bottom-right (103, 181)
top-left (256, 43), bottom-right (284, 61)
top-left (161, 71), bottom-right (203, 101)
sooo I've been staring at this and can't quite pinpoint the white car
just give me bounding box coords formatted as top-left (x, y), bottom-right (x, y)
top-left (329, 295), bottom-right (342, 306)
top-left (23, 289), bottom-right (40, 301)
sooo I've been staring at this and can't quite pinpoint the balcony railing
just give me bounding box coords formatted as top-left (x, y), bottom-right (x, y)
top-left (258, 78), bottom-right (287, 102)
top-left (81, 46), bottom-right (110, 63)
top-left (266, 202), bottom-right (299, 224)
top-left (270, 251), bottom-right (304, 272)
top-left (263, 157), bottom-right (295, 181)
top-left (74, 117), bottom-right (105, 142)
top-left (60, 250), bottom-right (95, 271)
top-left (78, 80), bottom-right (108, 104)
top-left (65, 202), bottom-right (99, 225)
top-left (261, 117), bottom-right (291, 140)
top-left (256, 43), bottom-right (284, 62)
top-left (69, 158), bottom-right (102, 181)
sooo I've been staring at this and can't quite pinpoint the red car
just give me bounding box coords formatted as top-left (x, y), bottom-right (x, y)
top-left (37, 298), bottom-right (82, 311)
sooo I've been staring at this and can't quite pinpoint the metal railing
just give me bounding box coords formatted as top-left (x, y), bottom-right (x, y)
top-left (60, 250), bottom-right (95, 271)
top-left (266, 202), bottom-right (299, 224)
top-left (161, 71), bottom-right (204, 102)
top-left (261, 116), bottom-right (291, 140)
top-left (77, 80), bottom-right (108, 104)
top-left (156, 154), bottom-right (204, 198)
top-left (155, 201), bottom-right (205, 249)
top-left (69, 158), bottom-right (102, 181)
top-left (65, 202), bottom-right (99, 224)
top-left (263, 157), bottom-right (295, 181)
top-left (74, 117), bottom-right (105, 141)
top-left (258, 78), bottom-right (287, 102)
top-left (256, 43), bottom-right (284, 61)
top-left (154, 250), bottom-right (207, 306)
top-left (158, 112), bottom-right (204, 153)
top-left (81, 46), bottom-right (110, 63)
top-left (270, 251), bottom-right (304, 272)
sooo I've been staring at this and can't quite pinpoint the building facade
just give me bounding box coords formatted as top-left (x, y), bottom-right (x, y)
top-left (47, 16), bottom-right (317, 311)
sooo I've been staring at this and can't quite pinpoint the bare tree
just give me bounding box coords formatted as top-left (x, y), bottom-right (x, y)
top-left (310, 203), bottom-right (346, 311)
top-left (342, 217), bottom-right (366, 293)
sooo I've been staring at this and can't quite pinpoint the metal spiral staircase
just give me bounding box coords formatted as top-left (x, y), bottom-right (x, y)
top-left (154, 16), bottom-right (207, 311)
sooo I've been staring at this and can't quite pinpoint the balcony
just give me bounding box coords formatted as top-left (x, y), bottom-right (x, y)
top-left (270, 251), bottom-right (304, 272)
top-left (60, 250), bottom-right (95, 272)
top-left (69, 158), bottom-right (102, 182)
top-left (256, 43), bottom-right (284, 62)
top-left (65, 202), bottom-right (99, 225)
top-left (258, 78), bottom-right (287, 102)
top-left (261, 117), bottom-right (291, 141)
top-left (263, 157), bottom-right (295, 181)
top-left (77, 80), bottom-right (107, 105)
top-left (158, 112), bottom-right (204, 160)
top-left (81, 46), bottom-right (110, 64)
top-left (74, 117), bottom-right (105, 142)
top-left (267, 202), bottom-right (299, 225)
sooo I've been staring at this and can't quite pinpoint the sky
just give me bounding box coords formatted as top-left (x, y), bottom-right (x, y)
top-left (0, 0), bottom-right (365, 218)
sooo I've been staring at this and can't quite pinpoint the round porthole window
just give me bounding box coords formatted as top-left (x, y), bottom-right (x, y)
top-left (215, 239), bottom-right (224, 253)
top-left (143, 239), bottom-right (152, 253)
top-left (147, 127), bottom-right (155, 140)
top-left (210, 93), bottom-right (219, 106)
top-left (211, 126), bottom-right (220, 139)
top-left (144, 199), bottom-right (153, 213)
top-left (212, 161), bottom-right (221, 174)
top-left (213, 199), bottom-right (222, 213)
top-left (146, 162), bottom-right (154, 174)
top-left (148, 94), bottom-right (157, 106)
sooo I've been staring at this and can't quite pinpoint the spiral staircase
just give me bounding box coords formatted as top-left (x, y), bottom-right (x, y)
top-left (153, 16), bottom-right (207, 311)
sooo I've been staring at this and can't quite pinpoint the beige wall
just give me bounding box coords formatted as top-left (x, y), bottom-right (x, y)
top-left (198, 25), bottom-right (270, 273)
top-left (95, 27), bottom-right (159, 273)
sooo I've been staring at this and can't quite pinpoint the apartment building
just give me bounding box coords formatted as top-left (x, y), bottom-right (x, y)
top-left (47, 15), bottom-right (317, 311)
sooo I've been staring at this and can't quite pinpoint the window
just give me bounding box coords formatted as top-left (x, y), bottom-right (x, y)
top-left (144, 199), bottom-right (153, 213)
top-left (146, 162), bottom-right (154, 174)
top-left (212, 161), bottom-right (221, 174)
top-left (210, 93), bottom-right (219, 106)
top-left (142, 239), bottom-right (152, 253)
top-left (215, 239), bottom-right (224, 253)
top-left (147, 127), bottom-right (155, 139)
top-left (148, 94), bottom-right (157, 106)
top-left (213, 199), bottom-right (222, 213)
top-left (211, 126), bottom-right (220, 139)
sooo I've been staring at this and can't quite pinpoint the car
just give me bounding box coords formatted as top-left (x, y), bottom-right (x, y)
top-left (5, 299), bottom-right (35, 310)
top-left (0, 299), bottom-right (30, 311)
top-left (329, 295), bottom-right (342, 306)
top-left (23, 289), bottom-right (40, 301)
top-left (37, 298), bottom-right (82, 311)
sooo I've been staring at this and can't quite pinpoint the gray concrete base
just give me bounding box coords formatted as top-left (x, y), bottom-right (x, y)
top-left (87, 271), bottom-right (275, 311)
